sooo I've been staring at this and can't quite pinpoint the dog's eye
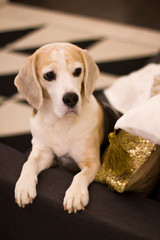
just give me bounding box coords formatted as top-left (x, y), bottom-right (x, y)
top-left (44, 71), bottom-right (56, 81)
top-left (73, 68), bottom-right (82, 77)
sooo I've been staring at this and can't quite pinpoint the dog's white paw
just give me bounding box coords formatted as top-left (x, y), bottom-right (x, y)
top-left (63, 185), bottom-right (89, 214)
top-left (15, 175), bottom-right (37, 208)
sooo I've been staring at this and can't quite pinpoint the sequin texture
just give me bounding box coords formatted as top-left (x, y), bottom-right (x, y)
top-left (95, 130), bottom-right (157, 193)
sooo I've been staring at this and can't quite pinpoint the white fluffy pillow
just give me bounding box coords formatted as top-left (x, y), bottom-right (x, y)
top-left (104, 64), bottom-right (160, 113)
top-left (115, 94), bottom-right (160, 145)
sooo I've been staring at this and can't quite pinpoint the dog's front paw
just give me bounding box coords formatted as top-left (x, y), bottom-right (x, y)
top-left (15, 175), bottom-right (37, 208)
top-left (63, 185), bottom-right (89, 214)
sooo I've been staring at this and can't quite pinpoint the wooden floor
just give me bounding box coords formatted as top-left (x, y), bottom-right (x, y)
top-left (11, 0), bottom-right (160, 30)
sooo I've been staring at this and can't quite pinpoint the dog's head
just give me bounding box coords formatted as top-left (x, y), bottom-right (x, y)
top-left (14, 42), bottom-right (99, 118)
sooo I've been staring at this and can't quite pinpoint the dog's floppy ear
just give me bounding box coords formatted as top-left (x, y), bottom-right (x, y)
top-left (14, 53), bottom-right (43, 109)
top-left (82, 50), bottom-right (99, 101)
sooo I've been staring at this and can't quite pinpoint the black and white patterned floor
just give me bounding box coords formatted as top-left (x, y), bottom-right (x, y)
top-left (1, 2), bottom-right (160, 152)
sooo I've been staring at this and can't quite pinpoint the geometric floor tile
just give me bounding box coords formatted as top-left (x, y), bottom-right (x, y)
top-left (0, 2), bottom-right (160, 152)
top-left (0, 51), bottom-right (27, 75)
top-left (0, 74), bottom-right (17, 97)
top-left (72, 39), bottom-right (102, 50)
top-left (0, 27), bottom-right (41, 48)
top-left (10, 27), bottom-right (102, 50)
top-left (12, 38), bottom-right (101, 55)
top-left (88, 39), bottom-right (159, 63)
top-left (0, 100), bottom-right (32, 137)
top-left (97, 55), bottom-right (154, 76)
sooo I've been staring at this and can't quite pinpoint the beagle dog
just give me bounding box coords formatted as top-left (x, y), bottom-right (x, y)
top-left (14, 42), bottom-right (117, 213)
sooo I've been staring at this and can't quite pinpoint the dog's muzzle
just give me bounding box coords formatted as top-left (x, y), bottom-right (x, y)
top-left (63, 92), bottom-right (79, 108)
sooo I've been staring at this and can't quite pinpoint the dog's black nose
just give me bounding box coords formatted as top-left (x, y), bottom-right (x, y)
top-left (63, 92), bottom-right (79, 108)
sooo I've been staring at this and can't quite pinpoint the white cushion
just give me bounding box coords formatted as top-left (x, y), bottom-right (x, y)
top-left (104, 64), bottom-right (160, 113)
top-left (115, 94), bottom-right (160, 145)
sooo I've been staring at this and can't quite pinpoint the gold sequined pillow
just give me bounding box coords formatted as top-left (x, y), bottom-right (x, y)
top-left (95, 130), bottom-right (160, 196)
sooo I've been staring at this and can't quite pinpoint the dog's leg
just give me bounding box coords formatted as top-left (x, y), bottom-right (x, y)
top-left (63, 154), bottom-right (100, 213)
top-left (15, 147), bottom-right (55, 207)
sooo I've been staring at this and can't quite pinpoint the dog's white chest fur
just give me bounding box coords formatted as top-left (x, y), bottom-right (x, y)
top-left (30, 116), bottom-right (73, 157)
